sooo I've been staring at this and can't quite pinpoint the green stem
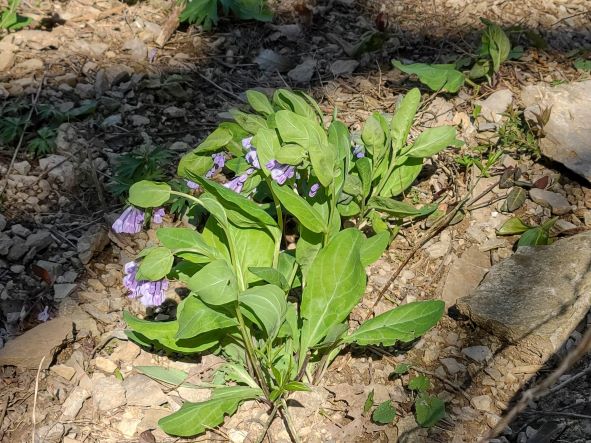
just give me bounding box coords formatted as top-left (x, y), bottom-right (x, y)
top-left (280, 399), bottom-right (301, 443)
top-left (266, 178), bottom-right (283, 268)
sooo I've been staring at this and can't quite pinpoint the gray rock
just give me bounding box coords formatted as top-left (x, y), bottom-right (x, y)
top-left (0, 50), bottom-right (15, 71)
top-left (457, 232), bottom-right (591, 359)
top-left (440, 357), bottom-right (466, 375)
top-left (54, 283), bottom-right (77, 300)
top-left (35, 423), bottom-right (65, 443)
top-left (61, 387), bottom-right (90, 418)
top-left (164, 106), bottom-right (185, 118)
top-left (10, 30), bottom-right (59, 49)
top-left (462, 345), bottom-right (492, 363)
top-left (25, 230), bottom-right (53, 250)
top-left (39, 155), bottom-right (76, 190)
top-left (0, 213), bottom-right (6, 231)
top-left (36, 260), bottom-right (63, 281)
top-left (94, 69), bottom-right (109, 96)
top-left (288, 58), bottom-right (316, 83)
top-left (0, 233), bottom-right (14, 255)
top-left (441, 246), bottom-right (490, 307)
top-left (122, 38), bottom-right (147, 61)
top-left (71, 40), bottom-right (108, 58)
top-left (529, 188), bottom-right (571, 215)
top-left (330, 59), bottom-right (359, 77)
top-left (77, 225), bottom-right (109, 265)
top-left (10, 264), bottom-right (24, 273)
top-left (11, 224), bottom-right (31, 237)
top-left (105, 64), bottom-right (132, 86)
top-left (522, 81), bottom-right (591, 183)
top-left (7, 238), bottom-right (26, 261)
top-left (102, 114), bottom-right (122, 128)
top-left (471, 394), bottom-right (493, 412)
top-left (130, 114), bottom-right (150, 126)
top-left (12, 160), bottom-right (31, 175)
top-left (75, 82), bottom-right (95, 99)
top-left (92, 376), bottom-right (126, 411)
top-left (169, 141), bottom-right (190, 152)
top-left (254, 49), bottom-right (293, 73)
top-left (124, 375), bottom-right (169, 407)
top-left (477, 89), bottom-right (513, 123)
top-left (16, 58), bottom-right (43, 71)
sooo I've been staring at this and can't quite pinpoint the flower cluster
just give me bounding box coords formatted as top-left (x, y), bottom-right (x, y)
top-left (123, 261), bottom-right (169, 307)
top-left (266, 160), bottom-right (295, 185)
top-left (112, 206), bottom-right (165, 234)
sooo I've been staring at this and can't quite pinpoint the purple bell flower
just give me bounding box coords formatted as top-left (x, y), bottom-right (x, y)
top-left (186, 180), bottom-right (200, 190)
top-left (37, 306), bottom-right (50, 322)
top-left (112, 206), bottom-right (145, 234)
top-left (242, 136), bottom-right (253, 150)
top-left (309, 183), bottom-right (320, 198)
top-left (242, 137), bottom-right (260, 169)
top-left (352, 145), bottom-right (365, 159)
top-left (153, 208), bottom-right (165, 224)
top-left (266, 160), bottom-right (295, 185)
top-left (205, 152), bottom-right (226, 178)
top-left (123, 261), bottom-right (169, 307)
top-left (223, 171), bottom-right (251, 193)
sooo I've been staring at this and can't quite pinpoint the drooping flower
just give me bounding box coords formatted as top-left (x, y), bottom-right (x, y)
top-left (153, 208), bottom-right (165, 224)
top-left (112, 206), bottom-right (145, 234)
top-left (37, 306), bottom-right (50, 322)
top-left (206, 152), bottom-right (226, 178)
top-left (123, 261), bottom-right (169, 307)
top-left (266, 160), bottom-right (295, 185)
top-left (352, 145), bottom-right (365, 159)
top-left (223, 170), bottom-right (251, 193)
top-left (186, 180), bottom-right (200, 190)
top-left (309, 183), bottom-right (320, 198)
top-left (242, 136), bottom-right (253, 150)
top-left (242, 136), bottom-right (260, 169)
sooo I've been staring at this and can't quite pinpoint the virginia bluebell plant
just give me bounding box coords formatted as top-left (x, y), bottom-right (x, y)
top-left (118, 88), bottom-right (457, 439)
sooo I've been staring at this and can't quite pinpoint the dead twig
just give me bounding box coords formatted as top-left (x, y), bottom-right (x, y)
top-left (543, 365), bottom-right (591, 398)
top-left (0, 394), bottom-right (10, 431)
top-left (31, 356), bottom-right (46, 443)
top-left (155, 4), bottom-right (184, 47)
top-left (482, 325), bottom-right (591, 442)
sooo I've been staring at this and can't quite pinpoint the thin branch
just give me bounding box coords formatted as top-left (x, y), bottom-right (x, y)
top-left (482, 325), bottom-right (591, 442)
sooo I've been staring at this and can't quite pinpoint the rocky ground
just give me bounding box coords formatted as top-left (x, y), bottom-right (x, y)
top-left (1, 0), bottom-right (591, 442)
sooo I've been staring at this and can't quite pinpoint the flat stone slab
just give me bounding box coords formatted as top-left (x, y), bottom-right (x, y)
top-left (521, 80), bottom-right (591, 183)
top-left (457, 232), bottom-right (591, 359)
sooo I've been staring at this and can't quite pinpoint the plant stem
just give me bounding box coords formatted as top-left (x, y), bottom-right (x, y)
top-left (280, 399), bottom-right (301, 443)
top-left (255, 403), bottom-right (280, 443)
top-left (266, 178), bottom-right (283, 268)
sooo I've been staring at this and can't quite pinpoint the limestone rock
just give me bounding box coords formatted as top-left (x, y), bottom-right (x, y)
top-left (441, 246), bottom-right (490, 307)
top-left (61, 387), bottom-right (90, 418)
top-left (77, 224), bottom-right (109, 264)
top-left (477, 89), bottom-right (513, 123)
top-left (529, 188), bottom-right (571, 215)
top-left (92, 376), bottom-right (126, 411)
top-left (521, 81), bottom-right (591, 183)
top-left (457, 232), bottom-right (591, 358)
top-left (124, 375), bottom-right (168, 407)
top-left (0, 317), bottom-right (73, 369)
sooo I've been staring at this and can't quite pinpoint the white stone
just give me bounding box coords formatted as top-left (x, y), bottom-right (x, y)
top-left (95, 356), bottom-right (118, 373)
top-left (462, 345), bottom-right (492, 363)
top-left (62, 387), bottom-right (91, 418)
top-left (471, 394), bottom-right (493, 412)
top-left (50, 363), bottom-right (76, 380)
top-left (91, 377), bottom-right (126, 411)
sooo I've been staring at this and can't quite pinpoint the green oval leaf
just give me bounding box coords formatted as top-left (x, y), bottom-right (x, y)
top-left (497, 217), bottom-right (531, 236)
top-left (240, 285), bottom-right (287, 338)
top-left (372, 400), bottom-right (397, 424)
top-left (246, 90), bottom-right (274, 116)
top-left (344, 300), bottom-right (444, 346)
top-left (176, 296), bottom-right (237, 340)
top-left (415, 393), bottom-right (445, 428)
top-left (188, 259), bottom-right (238, 305)
top-left (406, 126), bottom-right (462, 158)
top-left (382, 157), bottom-right (423, 197)
top-left (129, 180), bottom-right (171, 208)
top-left (137, 246), bottom-right (174, 281)
top-left (157, 227), bottom-right (221, 259)
top-left (271, 181), bottom-right (327, 233)
top-left (360, 231), bottom-right (390, 266)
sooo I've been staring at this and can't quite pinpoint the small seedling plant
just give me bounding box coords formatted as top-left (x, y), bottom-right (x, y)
top-left (497, 216), bottom-right (558, 247)
top-left (180, 0), bottom-right (272, 30)
top-left (392, 19), bottom-right (516, 93)
top-left (0, 0), bottom-right (30, 31)
top-left (118, 89), bottom-right (451, 438)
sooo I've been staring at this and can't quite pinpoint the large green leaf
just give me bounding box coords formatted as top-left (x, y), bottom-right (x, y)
top-left (300, 229), bottom-right (366, 352)
top-left (415, 394), bottom-right (445, 427)
top-left (135, 366), bottom-right (189, 386)
top-left (356, 157), bottom-right (373, 199)
top-left (253, 128), bottom-right (280, 177)
top-left (273, 89), bottom-right (318, 122)
top-left (392, 61), bottom-right (465, 93)
top-left (328, 120), bottom-right (350, 162)
top-left (230, 224), bottom-right (276, 284)
top-left (176, 296), bottom-right (237, 340)
top-left (382, 157), bottom-right (423, 197)
top-left (362, 113), bottom-right (387, 158)
top-left (128, 180), bottom-right (171, 208)
top-left (229, 109), bottom-right (268, 134)
top-left (240, 284), bottom-right (287, 338)
top-left (159, 386), bottom-right (263, 436)
top-left (390, 88), bottom-right (421, 154)
top-left (195, 127), bottom-right (233, 154)
top-left (187, 259), bottom-right (238, 305)
top-left (295, 227), bottom-right (323, 279)
top-left (360, 232), bottom-right (390, 266)
top-left (192, 177), bottom-right (277, 227)
top-left (368, 196), bottom-right (422, 217)
top-left (482, 23), bottom-right (511, 72)
top-left (157, 227), bottom-right (221, 259)
top-left (246, 90), bottom-right (274, 116)
top-left (137, 247), bottom-right (174, 281)
top-left (343, 300), bottom-right (444, 346)
top-left (248, 267), bottom-right (288, 290)
top-left (405, 126), bottom-right (462, 158)
top-left (270, 181), bottom-right (327, 233)
top-left (178, 152), bottom-right (214, 178)
top-left (497, 217), bottom-right (531, 235)
top-left (275, 110), bottom-right (334, 187)
top-left (123, 311), bottom-right (219, 354)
